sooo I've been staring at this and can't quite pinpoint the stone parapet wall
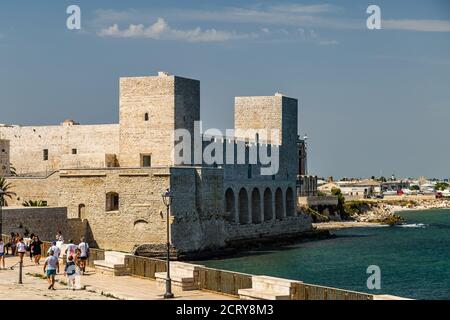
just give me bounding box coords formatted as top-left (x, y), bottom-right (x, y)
top-left (1, 207), bottom-right (88, 243)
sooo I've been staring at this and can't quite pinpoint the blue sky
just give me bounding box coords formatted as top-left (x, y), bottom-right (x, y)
top-left (1, 0), bottom-right (449, 179)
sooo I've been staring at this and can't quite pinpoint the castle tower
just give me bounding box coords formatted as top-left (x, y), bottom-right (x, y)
top-left (0, 139), bottom-right (11, 176)
top-left (119, 72), bottom-right (200, 167)
top-left (234, 93), bottom-right (298, 180)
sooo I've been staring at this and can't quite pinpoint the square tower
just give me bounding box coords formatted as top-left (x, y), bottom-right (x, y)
top-left (0, 139), bottom-right (11, 176)
top-left (119, 72), bottom-right (200, 167)
top-left (234, 93), bottom-right (298, 180)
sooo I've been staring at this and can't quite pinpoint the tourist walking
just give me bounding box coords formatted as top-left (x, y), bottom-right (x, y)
top-left (31, 235), bottom-right (43, 266)
top-left (78, 237), bottom-right (89, 274)
top-left (28, 233), bottom-right (35, 262)
top-left (56, 231), bottom-right (64, 244)
top-left (48, 241), bottom-right (61, 258)
top-left (64, 255), bottom-right (77, 290)
top-left (16, 238), bottom-right (26, 263)
top-left (0, 238), bottom-right (5, 269)
top-left (43, 250), bottom-right (59, 290)
top-left (65, 239), bottom-right (77, 262)
top-left (7, 233), bottom-right (16, 255)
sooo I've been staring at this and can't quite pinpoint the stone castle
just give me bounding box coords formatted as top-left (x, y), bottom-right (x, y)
top-left (0, 71), bottom-right (312, 255)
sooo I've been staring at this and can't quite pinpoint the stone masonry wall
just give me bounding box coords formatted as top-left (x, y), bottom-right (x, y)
top-left (6, 172), bottom-right (60, 206)
top-left (0, 124), bottom-right (119, 175)
top-left (0, 139), bottom-right (10, 176)
top-left (1, 207), bottom-right (88, 243)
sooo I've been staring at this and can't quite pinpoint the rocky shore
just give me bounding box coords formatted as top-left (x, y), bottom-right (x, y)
top-left (345, 199), bottom-right (450, 224)
top-left (312, 199), bottom-right (450, 230)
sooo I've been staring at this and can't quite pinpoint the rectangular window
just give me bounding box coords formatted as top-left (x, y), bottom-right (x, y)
top-left (43, 149), bottom-right (49, 161)
top-left (72, 149), bottom-right (77, 155)
top-left (141, 155), bottom-right (152, 167)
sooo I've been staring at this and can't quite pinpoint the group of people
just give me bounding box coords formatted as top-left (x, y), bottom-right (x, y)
top-left (0, 233), bottom-right (43, 269)
top-left (43, 235), bottom-right (90, 290)
top-left (0, 231), bottom-right (90, 290)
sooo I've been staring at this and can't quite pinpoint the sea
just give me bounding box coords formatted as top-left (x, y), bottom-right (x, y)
top-left (201, 209), bottom-right (450, 300)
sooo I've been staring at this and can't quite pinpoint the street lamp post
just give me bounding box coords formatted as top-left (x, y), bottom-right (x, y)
top-left (161, 188), bottom-right (174, 299)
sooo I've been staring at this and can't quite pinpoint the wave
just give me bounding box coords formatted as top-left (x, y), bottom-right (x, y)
top-left (397, 223), bottom-right (427, 228)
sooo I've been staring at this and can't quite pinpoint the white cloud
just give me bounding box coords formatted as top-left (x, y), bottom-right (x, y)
top-left (93, 5), bottom-right (357, 32)
top-left (384, 19), bottom-right (450, 32)
top-left (98, 17), bottom-right (255, 42)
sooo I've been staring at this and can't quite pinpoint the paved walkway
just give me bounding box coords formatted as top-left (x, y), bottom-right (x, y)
top-left (0, 255), bottom-right (233, 300)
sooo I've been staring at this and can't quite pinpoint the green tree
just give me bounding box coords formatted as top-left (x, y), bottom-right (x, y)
top-left (0, 177), bottom-right (16, 206)
top-left (22, 200), bottom-right (47, 207)
top-left (435, 182), bottom-right (449, 191)
top-left (410, 185), bottom-right (420, 191)
top-left (331, 187), bottom-right (347, 217)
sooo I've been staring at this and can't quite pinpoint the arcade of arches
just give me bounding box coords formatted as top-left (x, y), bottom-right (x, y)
top-left (224, 186), bottom-right (297, 224)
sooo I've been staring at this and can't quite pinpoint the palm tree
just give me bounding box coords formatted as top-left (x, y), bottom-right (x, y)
top-left (9, 163), bottom-right (17, 176)
top-left (0, 177), bottom-right (16, 206)
top-left (22, 200), bottom-right (47, 207)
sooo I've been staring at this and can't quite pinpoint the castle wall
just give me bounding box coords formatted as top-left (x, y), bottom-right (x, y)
top-left (1, 72), bottom-right (311, 255)
top-left (0, 124), bottom-right (119, 175)
top-left (0, 139), bottom-right (10, 176)
top-left (6, 172), bottom-right (60, 206)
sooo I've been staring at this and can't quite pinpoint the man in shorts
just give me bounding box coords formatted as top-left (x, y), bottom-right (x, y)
top-left (44, 250), bottom-right (59, 290)
top-left (78, 237), bottom-right (89, 274)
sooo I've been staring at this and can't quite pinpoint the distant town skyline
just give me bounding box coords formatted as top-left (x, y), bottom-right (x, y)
top-left (1, 0), bottom-right (449, 179)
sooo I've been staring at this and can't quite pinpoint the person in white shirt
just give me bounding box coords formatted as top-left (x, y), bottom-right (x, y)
top-left (78, 237), bottom-right (89, 274)
top-left (0, 238), bottom-right (5, 269)
top-left (48, 241), bottom-right (61, 258)
top-left (17, 238), bottom-right (26, 263)
top-left (56, 231), bottom-right (64, 244)
top-left (44, 250), bottom-right (59, 290)
top-left (65, 239), bottom-right (77, 262)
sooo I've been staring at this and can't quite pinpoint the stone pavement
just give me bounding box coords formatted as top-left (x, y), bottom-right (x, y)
top-left (0, 255), bottom-right (234, 300)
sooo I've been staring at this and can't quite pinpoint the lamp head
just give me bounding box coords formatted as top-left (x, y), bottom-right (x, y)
top-left (161, 188), bottom-right (173, 206)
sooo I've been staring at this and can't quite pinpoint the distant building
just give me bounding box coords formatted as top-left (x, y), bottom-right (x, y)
top-left (297, 137), bottom-right (307, 176)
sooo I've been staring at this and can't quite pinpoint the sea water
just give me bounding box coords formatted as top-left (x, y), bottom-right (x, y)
top-left (202, 209), bottom-right (450, 300)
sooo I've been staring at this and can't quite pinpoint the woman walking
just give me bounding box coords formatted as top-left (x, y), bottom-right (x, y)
top-left (28, 233), bottom-right (35, 262)
top-left (31, 235), bottom-right (43, 266)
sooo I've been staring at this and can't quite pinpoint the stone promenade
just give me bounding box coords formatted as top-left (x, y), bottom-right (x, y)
top-left (0, 255), bottom-right (233, 300)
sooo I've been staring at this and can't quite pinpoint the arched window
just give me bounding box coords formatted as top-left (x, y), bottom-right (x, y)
top-left (286, 187), bottom-right (295, 217)
top-left (275, 188), bottom-right (284, 220)
top-left (225, 188), bottom-right (235, 222)
top-left (106, 192), bottom-right (119, 212)
top-left (144, 113), bottom-right (149, 121)
top-left (251, 188), bottom-right (261, 224)
top-left (78, 204), bottom-right (86, 220)
top-left (263, 188), bottom-right (273, 221)
top-left (238, 188), bottom-right (249, 225)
